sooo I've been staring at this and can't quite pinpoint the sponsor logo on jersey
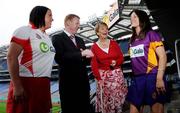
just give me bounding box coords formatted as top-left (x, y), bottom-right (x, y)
top-left (130, 44), bottom-right (144, 58)
top-left (50, 46), bottom-right (55, 53)
top-left (40, 42), bottom-right (49, 53)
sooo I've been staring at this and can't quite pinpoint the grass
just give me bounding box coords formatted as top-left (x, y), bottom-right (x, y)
top-left (51, 104), bottom-right (61, 113)
top-left (0, 101), bottom-right (61, 113)
top-left (0, 102), bottom-right (6, 113)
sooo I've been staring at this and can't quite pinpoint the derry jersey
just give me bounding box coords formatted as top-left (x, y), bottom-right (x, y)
top-left (129, 30), bottom-right (163, 75)
top-left (11, 26), bottom-right (55, 77)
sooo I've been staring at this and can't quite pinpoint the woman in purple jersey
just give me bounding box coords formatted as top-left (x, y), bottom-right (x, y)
top-left (127, 9), bottom-right (169, 113)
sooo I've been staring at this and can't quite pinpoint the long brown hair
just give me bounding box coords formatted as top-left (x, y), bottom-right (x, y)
top-left (129, 9), bottom-right (152, 43)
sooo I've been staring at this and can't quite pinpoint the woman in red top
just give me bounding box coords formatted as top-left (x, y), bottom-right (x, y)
top-left (91, 21), bottom-right (127, 113)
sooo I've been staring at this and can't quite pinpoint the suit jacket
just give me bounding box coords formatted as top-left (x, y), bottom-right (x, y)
top-left (52, 31), bottom-right (90, 88)
top-left (52, 32), bottom-right (91, 112)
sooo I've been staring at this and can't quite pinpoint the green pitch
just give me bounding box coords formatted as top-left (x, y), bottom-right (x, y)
top-left (0, 102), bottom-right (6, 113)
top-left (0, 102), bottom-right (61, 113)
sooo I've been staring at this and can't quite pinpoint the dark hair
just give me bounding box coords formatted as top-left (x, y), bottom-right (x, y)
top-left (129, 9), bottom-right (152, 43)
top-left (29, 6), bottom-right (49, 28)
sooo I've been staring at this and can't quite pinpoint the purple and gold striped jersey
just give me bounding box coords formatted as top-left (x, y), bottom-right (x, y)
top-left (129, 30), bottom-right (163, 75)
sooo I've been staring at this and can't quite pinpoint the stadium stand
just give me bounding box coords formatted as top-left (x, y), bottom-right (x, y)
top-left (0, 0), bottom-right (180, 112)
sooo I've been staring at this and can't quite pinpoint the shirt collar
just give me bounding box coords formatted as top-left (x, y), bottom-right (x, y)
top-left (63, 29), bottom-right (73, 37)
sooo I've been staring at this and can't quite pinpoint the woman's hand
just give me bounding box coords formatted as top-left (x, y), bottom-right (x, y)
top-left (111, 60), bottom-right (116, 67)
top-left (13, 84), bottom-right (26, 103)
top-left (156, 78), bottom-right (166, 94)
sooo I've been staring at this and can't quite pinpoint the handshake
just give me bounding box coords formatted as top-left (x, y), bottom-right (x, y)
top-left (81, 49), bottom-right (94, 58)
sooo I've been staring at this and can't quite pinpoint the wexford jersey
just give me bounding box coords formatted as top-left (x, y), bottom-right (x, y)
top-left (129, 31), bottom-right (163, 75)
top-left (11, 25), bottom-right (55, 77)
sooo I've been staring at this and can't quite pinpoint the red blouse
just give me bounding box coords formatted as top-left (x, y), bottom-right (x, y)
top-left (91, 40), bottom-right (124, 80)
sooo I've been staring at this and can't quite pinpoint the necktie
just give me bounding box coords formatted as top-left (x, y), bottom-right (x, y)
top-left (70, 35), bottom-right (75, 39)
top-left (70, 35), bottom-right (77, 46)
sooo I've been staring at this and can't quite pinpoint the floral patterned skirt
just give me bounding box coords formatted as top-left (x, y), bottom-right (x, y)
top-left (96, 68), bottom-right (128, 113)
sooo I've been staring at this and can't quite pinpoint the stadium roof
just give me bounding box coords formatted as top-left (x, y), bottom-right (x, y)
top-left (1, 0), bottom-right (158, 56)
top-left (50, 0), bottom-right (157, 49)
top-left (0, 0), bottom-right (178, 79)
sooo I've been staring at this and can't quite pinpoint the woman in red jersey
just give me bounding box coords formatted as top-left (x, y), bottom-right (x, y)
top-left (6, 6), bottom-right (54, 113)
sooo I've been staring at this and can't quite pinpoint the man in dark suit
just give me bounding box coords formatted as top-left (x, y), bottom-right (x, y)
top-left (52, 14), bottom-right (94, 113)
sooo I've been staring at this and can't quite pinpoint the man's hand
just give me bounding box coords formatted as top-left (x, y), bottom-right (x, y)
top-left (81, 49), bottom-right (94, 58)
